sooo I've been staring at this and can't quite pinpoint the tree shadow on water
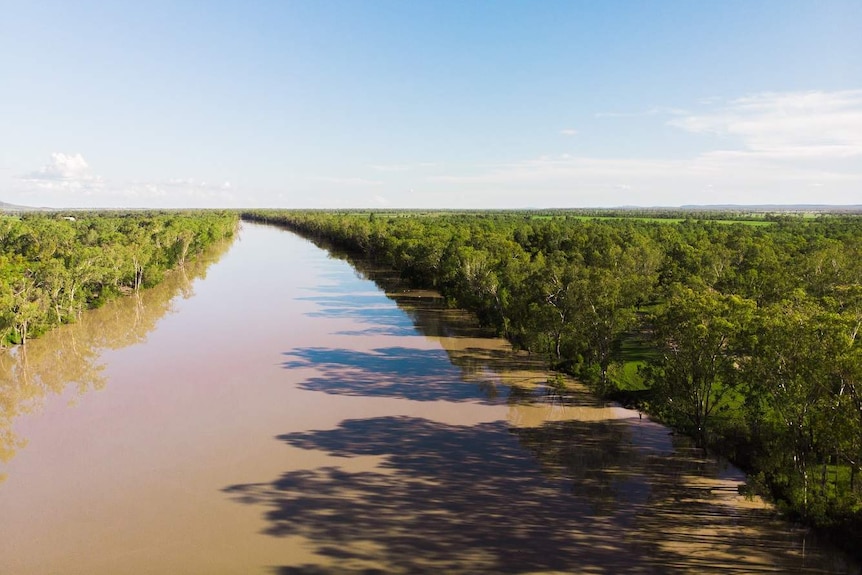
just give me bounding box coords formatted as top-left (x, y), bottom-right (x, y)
top-left (227, 416), bottom-right (655, 574)
top-left (225, 416), bottom-right (847, 574)
top-left (298, 260), bottom-right (496, 340)
top-left (281, 343), bottom-right (608, 406)
top-left (264, 234), bottom-right (858, 574)
top-left (305, 303), bottom-right (419, 336)
top-left (298, 289), bottom-right (490, 339)
top-left (282, 347), bottom-right (511, 403)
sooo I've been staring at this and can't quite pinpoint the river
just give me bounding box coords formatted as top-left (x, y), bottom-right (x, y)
top-left (0, 222), bottom-right (857, 574)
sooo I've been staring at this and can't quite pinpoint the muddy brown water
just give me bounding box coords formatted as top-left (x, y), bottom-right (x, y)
top-left (0, 222), bottom-right (858, 574)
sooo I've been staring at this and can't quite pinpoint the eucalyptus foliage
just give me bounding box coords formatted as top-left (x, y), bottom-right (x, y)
top-left (244, 209), bottom-right (862, 546)
top-left (0, 211), bottom-right (237, 346)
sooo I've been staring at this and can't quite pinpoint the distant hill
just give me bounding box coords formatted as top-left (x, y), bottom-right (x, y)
top-left (0, 200), bottom-right (50, 212)
top-left (677, 204), bottom-right (862, 213)
top-left (571, 205), bottom-right (862, 215)
top-left (1, 200), bottom-right (27, 212)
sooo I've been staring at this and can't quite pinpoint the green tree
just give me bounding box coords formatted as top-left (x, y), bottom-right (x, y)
top-left (646, 286), bottom-right (756, 447)
top-left (744, 293), bottom-right (846, 515)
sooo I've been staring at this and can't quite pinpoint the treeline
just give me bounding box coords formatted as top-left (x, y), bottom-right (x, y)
top-left (244, 209), bottom-right (862, 546)
top-left (0, 211), bottom-right (238, 346)
top-left (0, 235), bottom-right (234, 470)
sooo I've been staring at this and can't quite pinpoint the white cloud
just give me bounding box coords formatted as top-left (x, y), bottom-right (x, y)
top-left (12, 155), bottom-right (239, 207)
top-left (430, 149), bottom-right (861, 206)
top-left (669, 90), bottom-right (862, 159)
top-left (421, 89), bottom-right (862, 207)
top-left (122, 178), bottom-right (238, 204)
top-left (22, 152), bottom-right (104, 192)
top-left (10, 90), bottom-right (861, 210)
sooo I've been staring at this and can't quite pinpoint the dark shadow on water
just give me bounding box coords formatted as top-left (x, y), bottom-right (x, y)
top-left (285, 259), bottom-right (568, 404)
top-left (282, 346), bottom-right (508, 403)
top-left (333, 326), bottom-right (420, 337)
top-left (306, 305), bottom-right (417, 332)
top-left (300, 247), bottom-right (496, 342)
top-left (281, 338), bottom-right (607, 406)
top-left (297, 290), bottom-right (431, 338)
top-left (298, 288), bottom-right (493, 340)
top-left (253, 224), bottom-right (859, 573)
top-left (300, 293), bottom-right (419, 336)
top-left (226, 415), bottom-right (853, 574)
top-left (228, 416), bottom-right (647, 574)
top-left (296, 294), bottom-right (392, 307)
top-left (270, 568), bottom-right (386, 575)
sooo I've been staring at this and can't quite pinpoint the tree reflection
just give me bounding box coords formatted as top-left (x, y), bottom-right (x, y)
top-left (0, 238), bottom-right (232, 474)
top-left (296, 252), bottom-right (559, 403)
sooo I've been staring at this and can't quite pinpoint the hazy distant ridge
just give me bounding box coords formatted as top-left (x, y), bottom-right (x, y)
top-left (0, 200), bottom-right (35, 212)
top-left (678, 204), bottom-right (862, 212)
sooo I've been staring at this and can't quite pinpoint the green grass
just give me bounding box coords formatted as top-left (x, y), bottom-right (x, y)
top-left (529, 214), bottom-right (775, 226)
top-left (710, 219), bottom-right (773, 226)
top-left (618, 331), bottom-right (659, 362)
top-left (611, 360), bottom-right (648, 391)
top-left (290, 209), bottom-right (783, 226)
top-left (608, 332), bottom-right (660, 392)
top-left (559, 215), bottom-right (686, 224)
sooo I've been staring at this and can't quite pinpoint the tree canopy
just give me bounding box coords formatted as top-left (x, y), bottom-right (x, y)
top-left (0, 211), bottom-right (237, 346)
top-left (242, 208), bottom-right (862, 549)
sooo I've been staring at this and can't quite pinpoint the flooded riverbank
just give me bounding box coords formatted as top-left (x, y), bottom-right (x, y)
top-left (0, 222), bottom-right (857, 574)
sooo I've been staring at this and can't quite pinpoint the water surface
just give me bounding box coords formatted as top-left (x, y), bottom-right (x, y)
top-left (0, 223), bottom-right (856, 574)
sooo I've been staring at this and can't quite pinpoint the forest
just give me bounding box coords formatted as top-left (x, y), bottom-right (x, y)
top-left (0, 211), bottom-right (238, 346)
top-left (243, 209), bottom-right (862, 549)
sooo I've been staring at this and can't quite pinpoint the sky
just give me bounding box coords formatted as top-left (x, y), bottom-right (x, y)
top-left (1, 0), bottom-right (861, 209)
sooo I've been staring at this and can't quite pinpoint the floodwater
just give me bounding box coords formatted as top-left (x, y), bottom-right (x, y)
top-left (0, 222), bottom-right (857, 574)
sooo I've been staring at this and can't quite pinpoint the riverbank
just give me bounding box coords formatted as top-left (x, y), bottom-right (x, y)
top-left (242, 209), bottom-right (862, 564)
top-left (0, 211), bottom-right (238, 348)
top-left (2, 221), bottom-right (856, 573)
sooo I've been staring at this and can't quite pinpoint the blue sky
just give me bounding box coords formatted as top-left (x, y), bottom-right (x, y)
top-left (2, 0), bottom-right (861, 208)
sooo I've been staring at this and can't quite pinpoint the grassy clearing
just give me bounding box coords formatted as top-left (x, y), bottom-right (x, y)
top-left (608, 332), bottom-right (659, 392)
top-left (534, 214), bottom-right (775, 226)
top-left (539, 215), bottom-right (686, 223)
